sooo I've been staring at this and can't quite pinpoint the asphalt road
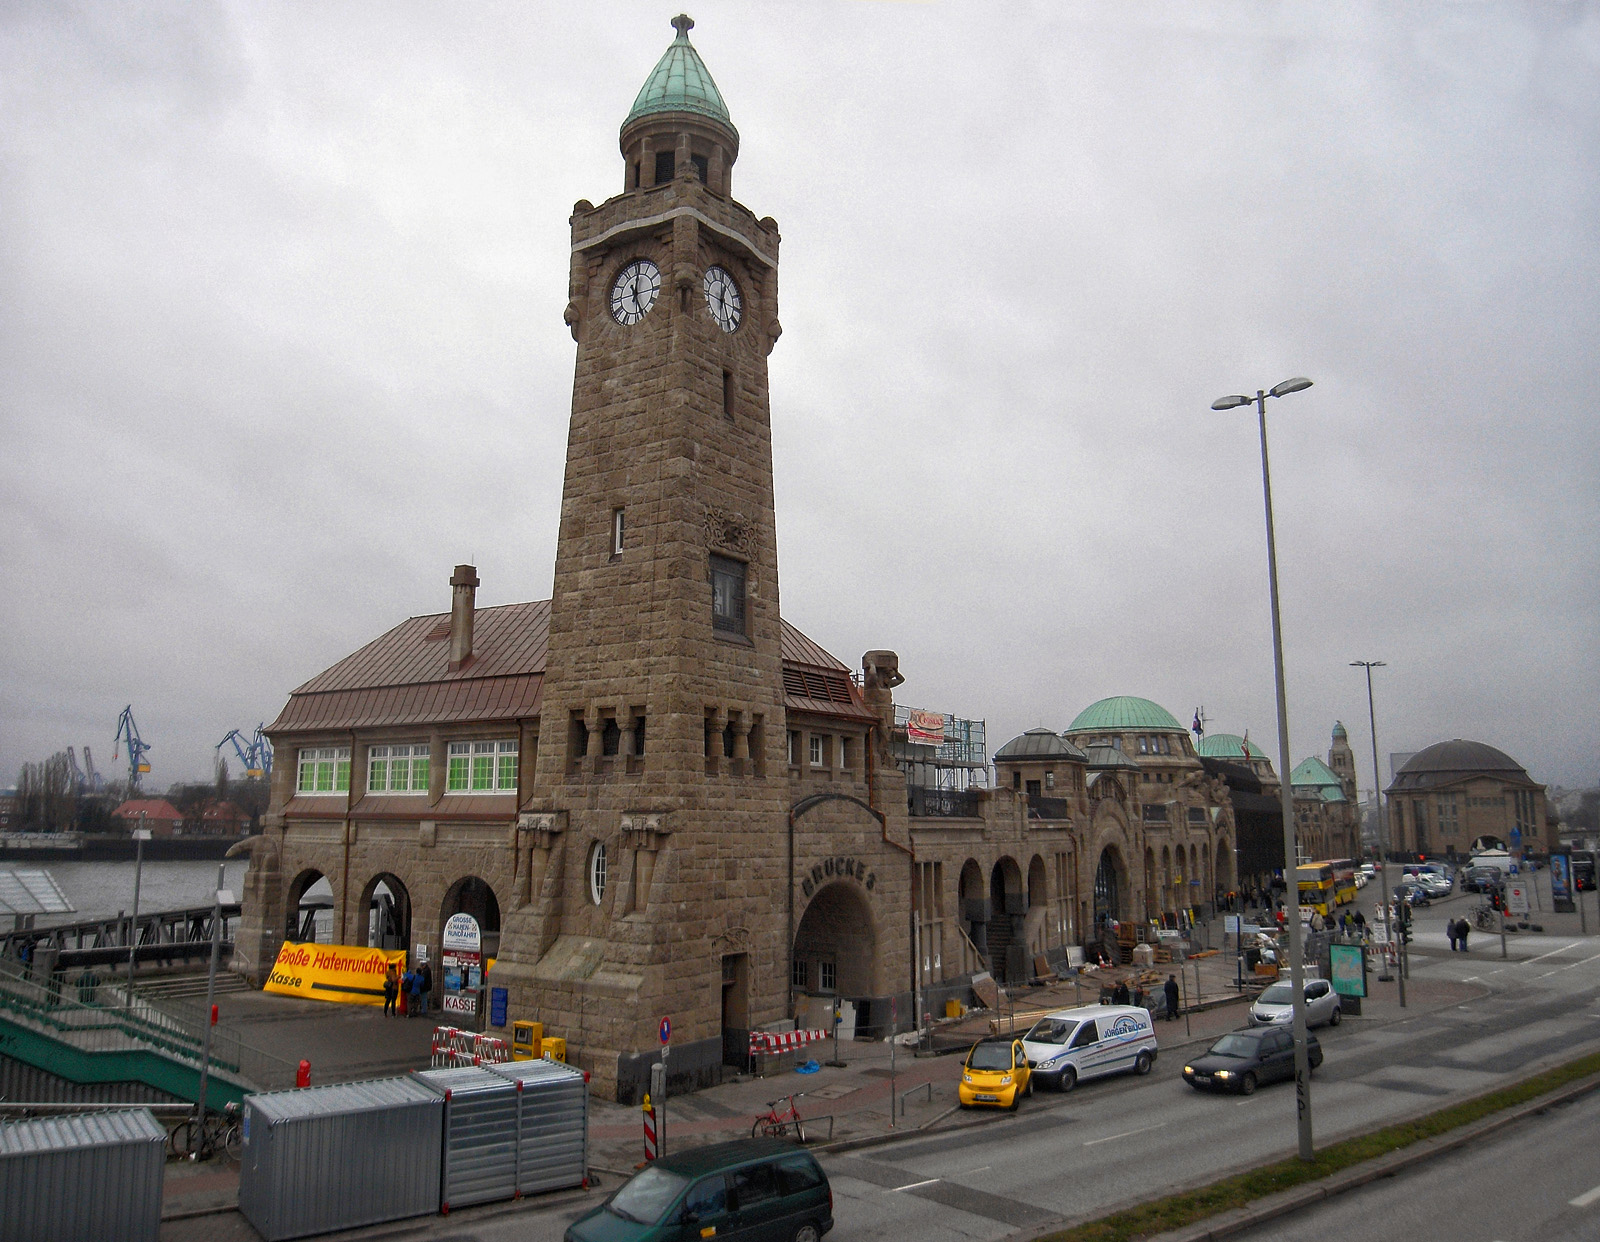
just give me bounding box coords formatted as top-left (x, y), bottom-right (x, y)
top-left (161, 878), bottom-right (1600, 1242)
top-left (1225, 1082), bottom-right (1600, 1242)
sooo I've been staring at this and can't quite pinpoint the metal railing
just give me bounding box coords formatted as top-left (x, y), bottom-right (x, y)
top-left (1026, 794), bottom-right (1075, 821)
top-left (0, 958), bottom-right (296, 1090)
top-left (908, 787), bottom-right (982, 819)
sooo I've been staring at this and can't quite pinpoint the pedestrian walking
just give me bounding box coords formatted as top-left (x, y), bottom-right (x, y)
top-left (383, 963), bottom-right (399, 1016)
top-left (1447, 919), bottom-right (1459, 951)
top-left (1353, 909), bottom-right (1367, 940)
top-left (1457, 917), bottom-right (1470, 953)
top-left (406, 966), bottom-right (421, 1018)
top-left (418, 959), bottom-right (433, 1018)
top-left (1112, 979), bottom-right (1130, 1006)
top-left (1163, 974), bottom-right (1181, 1022)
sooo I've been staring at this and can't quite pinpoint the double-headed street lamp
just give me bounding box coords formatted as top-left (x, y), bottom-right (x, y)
top-left (1351, 660), bottom-right (1404, 1005)
top-left (1211, 377), bottom-right (1316, 1162)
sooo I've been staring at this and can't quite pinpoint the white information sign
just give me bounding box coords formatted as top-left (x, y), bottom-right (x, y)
top-left (1506, 882), bottom-right (1530, 916)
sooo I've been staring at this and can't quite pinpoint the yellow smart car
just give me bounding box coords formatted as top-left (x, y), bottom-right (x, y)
top-left (958, 1037), bottom-right (1032, 1110)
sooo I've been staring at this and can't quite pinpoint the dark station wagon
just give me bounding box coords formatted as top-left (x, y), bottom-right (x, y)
top-left (565, 1137), bottom-right (832, 1242)
top-left (1183, 1026), bottom-right (1323, 1095)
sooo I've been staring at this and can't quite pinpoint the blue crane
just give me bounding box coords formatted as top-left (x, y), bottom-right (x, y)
top-left (217, 724), bottom-right (273, 779)
top-left (81, 746), bottom-right (104, 792)
top-left (113, 706), bottom-right (153, 789)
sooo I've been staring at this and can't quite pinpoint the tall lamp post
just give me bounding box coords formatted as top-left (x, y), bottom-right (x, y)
top-left (1212, 377), bottom-right (1316, 1162)
top-left (1352, 660), bottom-right (1403, 1006)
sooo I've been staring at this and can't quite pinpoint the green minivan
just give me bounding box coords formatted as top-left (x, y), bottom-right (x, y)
top-left (565, 1137), bottom-right (833, 1242)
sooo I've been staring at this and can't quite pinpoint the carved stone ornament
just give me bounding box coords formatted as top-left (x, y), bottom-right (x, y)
top-left (620, 812), bottom-right (671, 851)
top-left (713, 926), bottom-right (751, 955)
top-left (704, 506), bottom-right (753, 556)
top-left (518, 811), bottom-right (566, 850)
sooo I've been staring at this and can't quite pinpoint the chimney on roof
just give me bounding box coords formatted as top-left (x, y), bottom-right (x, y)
top-left (449, 564), bottom-right (479, 671)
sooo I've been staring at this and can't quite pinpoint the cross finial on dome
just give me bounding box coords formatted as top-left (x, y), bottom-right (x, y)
top-left (672, 14), bottom-right (694, 38)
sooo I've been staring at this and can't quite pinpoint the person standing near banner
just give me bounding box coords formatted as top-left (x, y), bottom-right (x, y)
top-left (419, 959), bottom-right (433, 1018)
top-left (383, 964), bottom-right (399, 1016)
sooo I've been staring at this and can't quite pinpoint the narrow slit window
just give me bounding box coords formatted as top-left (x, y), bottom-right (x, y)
top-left (710, 555), bottom-right (746, 634)
top-left (654, 151), bottom-right (674, 183)
top-left (611, 508), bottom-right (625, 558)
top-left (722, 369), bottom-right (735, 420)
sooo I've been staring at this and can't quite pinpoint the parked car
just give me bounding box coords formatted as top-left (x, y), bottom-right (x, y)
top-left (1249, 977), bottom-right (1341, 1028)
top-left (1019, 1004), bottom-right (1158, 1093)
top-left (958, 1037), bottom-right (1033, 1109)
top-left (565, 1137), bottom-right (833, 1242)
top-left (1411, 872), bottom-right (1452, 899)
top-left (1183, 1027), bottom-right (1323, 1095)
top-left (1390, 882), bottom-right (1430, 906)
top-left (1463, 866), bottom-right (1502, 894)
top-left (1357, 862), bottom-right (1377, 879)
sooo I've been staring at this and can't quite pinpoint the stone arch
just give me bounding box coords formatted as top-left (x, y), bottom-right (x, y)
top-left (284, 869), bottom-right (333, 944)
top-left (1026, 854), bottom-right (1050, 957)
top-left (358, 872), bottom-right (411, 951)
top-left (1143, 847), bottom-right (1157, 919)
top-left (440, 875), bottom-right (502, 958)
top-left (1161, 845), bottom-right (1173, 914)
top-left (1216, 835), bottom-right (1234, 894)
top-left (987, 856), bottom-right (1026, 982)
top-left (793, 880), bottom-right (877, 997)
top-left (1092, 843), bottom-right (1127, 937)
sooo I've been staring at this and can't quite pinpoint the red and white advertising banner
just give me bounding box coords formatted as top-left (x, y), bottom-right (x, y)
top-left (906, 709), bottom-right (946, 746)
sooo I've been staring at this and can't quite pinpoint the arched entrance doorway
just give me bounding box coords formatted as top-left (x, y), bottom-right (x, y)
top-left (958, 859), bottom-right (986, 970)
top-left (1093, 847), bottom-right (1123, 938)
top-left (359, 873), bottom-right (411, 951)
top-left (284, 870), bottom-right (333, 944)
top-left (987, 857), bottom-right (1025, 982)
top-left (792, 882), bottom-right (876, 1040)
top-left (440, 876), bottom-right (501, 957)
top-left (1216, 836), bottom-right (1234, 897)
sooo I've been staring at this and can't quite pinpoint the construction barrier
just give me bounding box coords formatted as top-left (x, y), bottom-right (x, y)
top-left (429, 1027), bottom-right (518, 1068)
top-left (747, 1029), bottom-right (829, 1057)
top-left (642, 1093), bottom-right (657, 1161)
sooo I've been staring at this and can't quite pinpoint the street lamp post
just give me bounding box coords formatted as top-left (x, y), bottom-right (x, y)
top-left (1352, 660), bottom-right (1404, 1006)
top-left (1212, 377), bottom-right (1316, 1162)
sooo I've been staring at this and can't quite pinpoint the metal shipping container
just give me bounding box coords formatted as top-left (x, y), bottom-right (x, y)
top-left (238, 1076), bottom-right (443, 1241)
top-left (487, 1057), bottom-right (589, 1195)
top-left (0, 1108), bottom-right (166, 1242)
top-left (412, 1065), bottom-right (519, 1210)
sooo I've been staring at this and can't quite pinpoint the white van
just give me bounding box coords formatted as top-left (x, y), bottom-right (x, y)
top-left (1019, 1004), bottom-right (1158, 1093)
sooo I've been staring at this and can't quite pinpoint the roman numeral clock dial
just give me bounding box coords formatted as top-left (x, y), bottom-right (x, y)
top-left (610, 258), bottom-right (661, 325)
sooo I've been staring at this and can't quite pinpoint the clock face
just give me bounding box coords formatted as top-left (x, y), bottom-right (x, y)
top-left (610, 259), bottom-right (661, 325)
top-left (703, 266), bottom-right (742, 333)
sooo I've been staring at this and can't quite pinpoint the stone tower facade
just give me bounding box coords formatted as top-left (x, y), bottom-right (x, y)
top-left (1328, 722), bottom-right (1358, 804)
top-left (490, 14), bottom-right (793, 1095)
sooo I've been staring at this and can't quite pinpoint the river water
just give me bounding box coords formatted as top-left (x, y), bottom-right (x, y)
top-left (22, 859), bottom-right (252, 926)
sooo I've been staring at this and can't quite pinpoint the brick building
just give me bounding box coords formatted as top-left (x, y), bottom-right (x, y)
top-left (1386, 738), bottom-right (1552, 861)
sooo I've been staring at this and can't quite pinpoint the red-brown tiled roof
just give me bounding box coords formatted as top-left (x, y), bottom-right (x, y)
top-left (113, 799), bottom-right (183, 821)
top-left (269, 597), bottom-right (871, 732)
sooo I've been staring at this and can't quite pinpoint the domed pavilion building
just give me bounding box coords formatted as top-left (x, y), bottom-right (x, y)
top-left (1386, 740), bottom-right (1552, 861)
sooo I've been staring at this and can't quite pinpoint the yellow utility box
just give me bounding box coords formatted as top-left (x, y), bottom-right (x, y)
top-left (945, 999), bottom-right (965, 1019)
top-left (511, 1020), bottom-right (543, 1061)
top-left (542, 1036), bottom-right (567, 1063)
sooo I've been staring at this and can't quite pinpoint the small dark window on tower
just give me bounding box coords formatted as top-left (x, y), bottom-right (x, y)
top-left (630, 161), bottom-right (640, 190)
top-left (611, 508), bottom-right (625, 558)
top-left (632, 715), bottom-right (646, 757)
top-left (601, 717), bottom-right (621, 757)
top-left (722, 369), bottom-right (735, 420)
top-left (690, 153), bottom-right (708, 183)
top-left (654, 151), bottom-right (675, 184)
top-left (710, 555), bottom-right (746, 633)
top-left (722, 722), bottom-right (736, 759)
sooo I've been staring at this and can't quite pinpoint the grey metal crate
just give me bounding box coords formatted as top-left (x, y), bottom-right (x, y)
top-left (411, 1065), bottom-right (519, 1210)
top-left (0, 1108), bottom-right (165, 1242)
top-left (238, 1076), bottom-right (443, 1241)
top-left (486, 1057), bottom-right (589, 1195)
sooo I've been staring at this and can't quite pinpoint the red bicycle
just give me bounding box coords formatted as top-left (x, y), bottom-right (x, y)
top-left (751, 1092), bottom-right (807, 1142)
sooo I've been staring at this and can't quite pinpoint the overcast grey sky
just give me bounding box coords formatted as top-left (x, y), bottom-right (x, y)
top-left (3, 2), bottom-right (1597, 799)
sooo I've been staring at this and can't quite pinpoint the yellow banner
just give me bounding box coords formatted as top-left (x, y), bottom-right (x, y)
top-left (263, 942), bottom-right (408, 1006)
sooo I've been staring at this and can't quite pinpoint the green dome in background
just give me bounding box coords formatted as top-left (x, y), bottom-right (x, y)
top-left (1198, 733), bottom-right (1268, 761)
top-left (625, 14), bottom-right (737, 136)
top-left (1066, 696), bottom-right (1184, 733)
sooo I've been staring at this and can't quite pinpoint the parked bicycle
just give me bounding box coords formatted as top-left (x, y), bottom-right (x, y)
top-left (1472, 904), bottom-right (1499, 931)
top-left (169, 1100), bottom-right (243, 1162)
top-left (751, 1092), bottom-right (807, 1143)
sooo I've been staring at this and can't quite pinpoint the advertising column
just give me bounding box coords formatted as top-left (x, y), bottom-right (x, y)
top-left (440, 913), bottom-right (482, 1024)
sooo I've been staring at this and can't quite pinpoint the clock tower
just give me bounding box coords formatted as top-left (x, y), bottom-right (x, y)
top-left (495, 14), bottom-right (792, 1098)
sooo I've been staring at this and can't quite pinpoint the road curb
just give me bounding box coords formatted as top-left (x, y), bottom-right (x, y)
top-left (1135, 1068), bottom-right (1600, 1242)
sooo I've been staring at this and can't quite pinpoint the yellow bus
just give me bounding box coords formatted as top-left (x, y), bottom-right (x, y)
top-left (1296, 861), bottom-right (1357, 917)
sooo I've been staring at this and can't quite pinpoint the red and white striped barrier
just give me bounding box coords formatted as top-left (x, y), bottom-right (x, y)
top-left (642, 1097), bottom-right (657, 1161)
top-left (748, 1028), bottom-right (829, 1056)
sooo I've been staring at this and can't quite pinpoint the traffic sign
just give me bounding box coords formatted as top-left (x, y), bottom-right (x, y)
top-left (1507, 882), bottom-right (1530, 916)
top-left (659, 1016), bottom-right (671, 1045)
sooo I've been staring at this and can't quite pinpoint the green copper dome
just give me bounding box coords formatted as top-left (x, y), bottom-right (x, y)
top-left (625, 15), bottom-right (737, 137)
top-left (1198, 733), bottom-right (1268, 761)
top-left (1066, 696), bottom-right (1184, 734)
top-left (1291, 756), bottom-right (1348, 802)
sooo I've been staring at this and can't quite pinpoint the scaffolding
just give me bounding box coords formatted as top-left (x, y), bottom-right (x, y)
top-left (893, 705), bottom-right (990, 791)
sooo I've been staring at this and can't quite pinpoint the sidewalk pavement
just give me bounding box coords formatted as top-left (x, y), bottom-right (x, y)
top-left (160, 942), bottom-right (1486, 1224)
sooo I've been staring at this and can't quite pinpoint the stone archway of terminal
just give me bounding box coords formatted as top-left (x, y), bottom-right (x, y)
top-left (1215, 835), bottom-right (1234, 898)
top-left (284, 869), bottom-right (333, 944)
top-left (985, 856), bottom-right (1026, 983)
top-left (358, 872), bottom-right (412, 951)
top-left (792, 879), bottom-right (878, 1037)
top-left (440, 875), bottom-right (502, 957)
top-left (1025, 855), bottom-right (1049, 957)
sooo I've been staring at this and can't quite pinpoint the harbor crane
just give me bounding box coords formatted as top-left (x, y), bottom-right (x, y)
top-left (217, 724), bottom-right (273, 779)
top-left (112, 706), bottom-right (153, 790)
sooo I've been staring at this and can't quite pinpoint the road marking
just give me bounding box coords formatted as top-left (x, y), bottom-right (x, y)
top-left (1235, 1099), bottom-right (1258, 1107)
top-left (1570, 1182), bottom-right (1600, 1208)
top-left (1523, 942), bottom-right (1582, 967)
top-left (964, 1166), bottom-right (992, 1175)
top-left (1085, 1122), bottom-right (1167, 1146)
top-left (1549, 951), bottom-right (1600, 974)
top-left (1462, 977), bottom-right (1480, 983)
top-left (890, 1179), bottom-right (940, 1192)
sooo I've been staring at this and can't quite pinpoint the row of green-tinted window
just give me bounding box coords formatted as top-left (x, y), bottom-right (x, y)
top-left (297, 740), bottom-right (517, 795)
